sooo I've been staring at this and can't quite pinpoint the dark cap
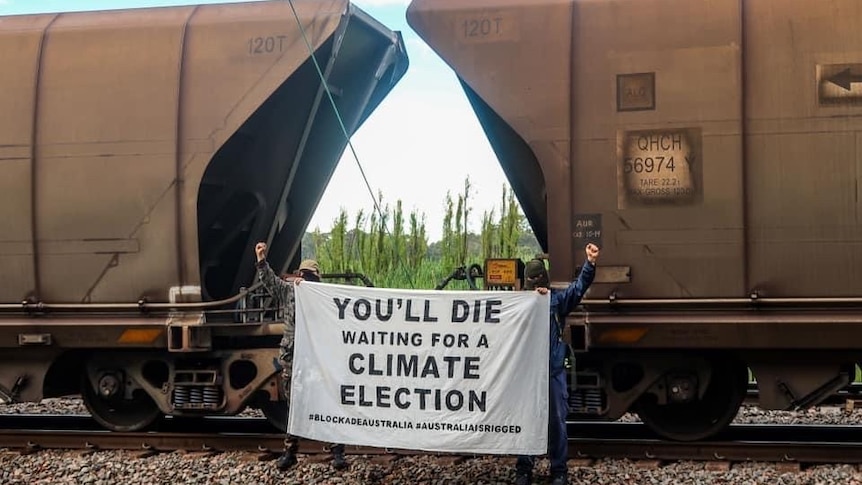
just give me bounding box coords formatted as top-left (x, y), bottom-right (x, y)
top-left (524, 259), bottom-right (546, 279)
top-left (298, 259), bottom-right (320, 274)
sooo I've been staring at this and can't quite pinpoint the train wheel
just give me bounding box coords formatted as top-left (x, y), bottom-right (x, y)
top-left (259, 399), bottom-right (288, 432)
top-left (80, 372), bottom-right (161, 432)
top-left (635, 357), bottom-right (748, 441)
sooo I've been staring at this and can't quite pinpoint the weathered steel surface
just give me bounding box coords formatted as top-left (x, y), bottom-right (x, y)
top-left (408, 0), bottom-right (862, 300)
top-left (1, 1), bottom-right (407, 304)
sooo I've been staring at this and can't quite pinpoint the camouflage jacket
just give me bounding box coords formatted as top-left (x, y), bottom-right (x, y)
top-left (256, 261), bottom-right (295, 365)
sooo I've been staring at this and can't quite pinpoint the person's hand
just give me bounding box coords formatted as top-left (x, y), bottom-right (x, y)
top-left (294, 278), bottom-right (302, 286)
top-left (535, 287), bottom-right (548, 295)
top-left (585, 243), bottom-right (600, 264)
top-left (255, 242), bottom-right (267, 263)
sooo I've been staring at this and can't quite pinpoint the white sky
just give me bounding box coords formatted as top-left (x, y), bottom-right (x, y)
top-left (309, 0), bottom-right (512, 242)
top-left (0, 0), bottom-right (512, 242)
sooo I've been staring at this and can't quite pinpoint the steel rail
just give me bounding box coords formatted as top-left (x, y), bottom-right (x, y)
top-left (570, 438), bottom-right (862, 464)
top-left (568, 422), bottom-right (862, 464)
top-left (2, 416), bottom-right (862, 465)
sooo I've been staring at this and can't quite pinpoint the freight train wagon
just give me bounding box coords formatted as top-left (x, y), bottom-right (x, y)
top-left (0, 0), bottom-right (407, 432)
top-left (408, 0), bottom-right (862, 440)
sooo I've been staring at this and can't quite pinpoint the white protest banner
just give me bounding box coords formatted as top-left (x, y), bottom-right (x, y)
top-left (288, 282), bottom-right (549, 455)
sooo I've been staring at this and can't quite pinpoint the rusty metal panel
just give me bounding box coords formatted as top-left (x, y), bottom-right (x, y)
top-left (1, 1), bottom-right (356, 304)
top-left (176, 0), bottom-right (347, 293)
top-left (411, 0), bottom-right (862, 300)
top-left (0, 15), bottom-right (54, 302)
top-left (410, 0), bottom-right (748, 298)
top-left (180, 1), bottom-right (346, 144)
top-left (744, 0), bottom-right (862, 297)
top-left (408, 0), bottom-right (574, 271)
top-left (36, 8), bottom-right (184, 302)
top-left (408, 0), bottom-right (572, 142)
top-left (571, 0), bottom-right (745, 299)
top-left (35, 7), bottom-right (190, 303)
top-left (0, 161), bottom-right (34, 301)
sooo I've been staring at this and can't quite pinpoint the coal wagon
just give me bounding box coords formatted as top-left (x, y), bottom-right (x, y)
top-left (0, 0), bottom-right (407, 431)
top-left (408, 0), bottom-right (862, 440)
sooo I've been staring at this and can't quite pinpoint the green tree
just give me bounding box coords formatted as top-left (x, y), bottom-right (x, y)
top-left (306, 177), bottom-right (539, 289)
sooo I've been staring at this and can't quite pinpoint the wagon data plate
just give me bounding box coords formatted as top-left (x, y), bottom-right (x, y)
top-left (616, 128), bottom-right (703, 209)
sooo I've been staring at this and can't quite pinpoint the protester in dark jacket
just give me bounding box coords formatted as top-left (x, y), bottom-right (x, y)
top-left (515, 243), bottom-right (600, 485)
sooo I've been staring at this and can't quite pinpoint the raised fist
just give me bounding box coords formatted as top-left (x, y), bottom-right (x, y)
top-left (585, 243), bottom-right (600, 264)
top-left (255, 242), bottom-right (267, 262)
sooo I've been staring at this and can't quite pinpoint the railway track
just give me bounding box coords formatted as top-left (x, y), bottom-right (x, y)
top-left (2, 415), bottom-right (862, 466)
top-left (0, 415), bottom-right (286, 457)
top-left (569, 422), bottom-right (862, 466)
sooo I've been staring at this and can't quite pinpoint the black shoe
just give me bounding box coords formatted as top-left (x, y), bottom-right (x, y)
top-left (332, 452), bottom-right (348, 470)
top-left (276, 452), bottom-right (297, 471)
top-left (514, 472), bottom-right (531, 485)
top-left (549, 474), bottom-right (567, 485)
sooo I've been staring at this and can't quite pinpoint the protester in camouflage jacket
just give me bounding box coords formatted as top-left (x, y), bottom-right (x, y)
top-left (254, 242), bottom-right (347, 471)
top-left (255, 247), bottom-right (299, 388)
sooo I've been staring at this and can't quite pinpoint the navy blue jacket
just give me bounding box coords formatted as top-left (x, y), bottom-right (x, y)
top-left (548, 261), bottom-right (596, 373)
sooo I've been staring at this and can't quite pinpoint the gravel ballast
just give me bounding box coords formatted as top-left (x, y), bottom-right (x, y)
top-left (2, 450), bottom-right (862, 485)
top-left (3, 398), bottom-right (862, 484)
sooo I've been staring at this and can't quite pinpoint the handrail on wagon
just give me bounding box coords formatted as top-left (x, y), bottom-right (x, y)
top-left (0, 269), bottom-right (378, 316)
top-left (0, 282), bottom-right (263, 314)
